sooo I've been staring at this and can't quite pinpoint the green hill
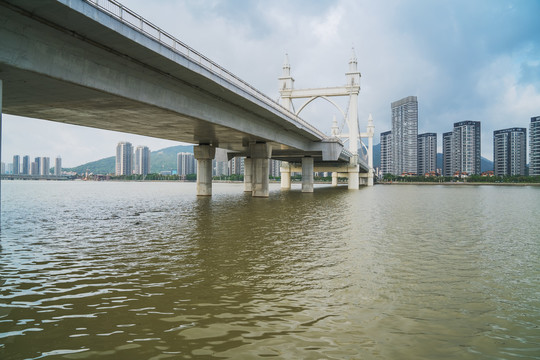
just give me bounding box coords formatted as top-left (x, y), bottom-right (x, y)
top-left (67, 144), bottom-right (194, 174)
top-left (150, 145), bottom-right (193, 173)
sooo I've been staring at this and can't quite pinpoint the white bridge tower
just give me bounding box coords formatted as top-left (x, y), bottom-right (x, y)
top-left (278, 49), bottom-right (374, 186)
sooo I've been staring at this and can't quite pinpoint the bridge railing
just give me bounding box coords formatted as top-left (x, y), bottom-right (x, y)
top-left (83, 0), bottom-right (328, 139)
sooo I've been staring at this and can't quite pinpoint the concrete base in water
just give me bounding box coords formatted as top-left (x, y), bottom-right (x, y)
top-left (194, 145), bottom-right (216, 196)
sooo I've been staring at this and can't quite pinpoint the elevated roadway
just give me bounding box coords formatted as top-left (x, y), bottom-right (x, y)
top-left (0, 0), bottom-right (371, 196)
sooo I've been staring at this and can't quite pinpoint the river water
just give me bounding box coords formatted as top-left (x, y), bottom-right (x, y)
top-left (1, 181), bottom-right (539, 359)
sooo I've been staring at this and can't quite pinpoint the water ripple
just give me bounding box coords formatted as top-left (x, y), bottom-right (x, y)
top-left (1, 182), bottom-right (539, 359)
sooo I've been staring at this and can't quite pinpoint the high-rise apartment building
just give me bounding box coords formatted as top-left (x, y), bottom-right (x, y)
top-left (31, 162), bottom-right (39, 175)
top-left (452, 121), bottom-right (481, 176)
top-left (55, 157), bottom-right (62, 176)
top-left (12, 155), bottom-right (20, 175)
top-left (229, 157), bottom-right (244, 176)
top-left (116, 142), bottom-right (133, 175)
top-left (177, 152), bottom-right (195, 177)
top-left (40, 157), bottom-right (50, 176)
top-left (417, 133), bottom-right (437, 175)
top-left (22, 155), bottom-right (30, 175)
top-left (530, 116), bottom-right (540, 176)
top-left (380, 130), bottom-right (393, 175)
top-left (493, 128), bottom-right (527, 176)
top-left (391, 96), bottom-right (418, 175)
top-left (214, 159), bottom-right (228, 176)
top-left (134, 146), bottom-right (150, 175)
top-left (34, 157), bottom-right (41, 175)
top-left (442, 132), bottom-right (453, 176)
top-left (269, 159), bottom-right (281, 178)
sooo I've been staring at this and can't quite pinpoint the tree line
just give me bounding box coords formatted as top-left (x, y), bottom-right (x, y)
top-left (381, 174), bottom-right (540, 183)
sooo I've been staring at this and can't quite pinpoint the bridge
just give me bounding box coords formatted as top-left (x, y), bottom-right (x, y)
top-left (0, 0), bottom-right (374, 197)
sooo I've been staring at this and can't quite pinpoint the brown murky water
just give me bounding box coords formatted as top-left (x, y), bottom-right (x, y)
top-left (1, 181), bottom-right (539, 359)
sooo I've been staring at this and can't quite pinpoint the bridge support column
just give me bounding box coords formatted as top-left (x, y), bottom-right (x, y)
top-left (332, 172), bottom-right (338, 187)
top-left (348, 155), bottom-right (360, 190)
top-left (359, 176), bottom-right (367, 186)
top-left (280, 161), bottom-right (291, 190)
top-left (368, 170), bottom-right (374, 186)
top-left (250, 143), bottom-right (272, 197)
top-left (244, 157), bottom-right (252, 192)
top-left (348, 171), bottom-right (359, 189)
top-left (194, 145), bottom-right (216, 196)
top-left (302, 157), bottom-right (314, 193)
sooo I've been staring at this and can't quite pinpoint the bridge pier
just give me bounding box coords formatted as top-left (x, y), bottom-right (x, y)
top-left (348, 171), bottom-right (359, 189)
top-left (194, 145), bottom-right (216, 196)
top-left (250, 143), bottom-right (272, 197)
top-left (243, 158), bottom-right (252, 192)
top-left (359, 173), bottom-right (373, 186)
top-left (280, 162), bottom-right (291, 190)
top-left (332, 172), bottom-right (338, 187)
top-left (302, 157), bottom-right (314, 193)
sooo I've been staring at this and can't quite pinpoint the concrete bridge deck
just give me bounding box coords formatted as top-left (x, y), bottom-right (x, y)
top-left (0, 0), bottom-right (371, 196)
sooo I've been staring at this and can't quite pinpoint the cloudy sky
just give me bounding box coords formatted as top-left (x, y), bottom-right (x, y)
top-left (3, 0), bottom-right (540, 167)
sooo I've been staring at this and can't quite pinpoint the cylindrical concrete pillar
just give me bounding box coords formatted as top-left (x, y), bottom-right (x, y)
top-left (196, 159), bottom-right (213, 196)
top-left (302, 156), bottom-right (314, 193)
top-left (244, 157), bottom-right (252, 192)
top-left (348, 171), bottom-right (359, 189)
top-left (194, 145), bottom-right (216, 196)
top-left (252, 158), bottom-right (269, 197)
top-left (332, 172), bottom-right (338, 187)
top-left (280, 161), bottom-right (291, 189)
top-left (250, 143), bottom-right (272, 197)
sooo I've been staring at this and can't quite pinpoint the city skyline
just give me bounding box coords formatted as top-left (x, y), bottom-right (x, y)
top-left (3, 154), bottom-right (62, 176)
top-left (2, 0), bottom-right (540, 167)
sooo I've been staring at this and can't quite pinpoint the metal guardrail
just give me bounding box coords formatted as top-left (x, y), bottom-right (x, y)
top-left (83, 0), bottom-right (328, 139)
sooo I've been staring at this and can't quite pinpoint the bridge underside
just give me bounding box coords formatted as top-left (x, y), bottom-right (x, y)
top-left (0, 0), bottom-right (325, 153)
top-left (0, 0), bottom-right (370, 197)
top-left (2, 64), bottom-right (278, 153)
top-left (3, 61), bottom-right (365, 170)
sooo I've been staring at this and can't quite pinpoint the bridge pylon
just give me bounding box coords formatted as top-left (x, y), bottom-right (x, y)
top-left (278, 49), bottom-right (374, 187)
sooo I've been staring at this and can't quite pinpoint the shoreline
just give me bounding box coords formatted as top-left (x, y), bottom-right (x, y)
top-left (377, 181), bottom-right (540, 186)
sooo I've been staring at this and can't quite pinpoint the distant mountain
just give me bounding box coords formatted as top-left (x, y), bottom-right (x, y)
top-left (436, 153), bottom-right (443, 170)
top-left (481, 157), bottom-right (493, 172)
top-left (150, 145), bottom-right (194, 173)
top-left (67, 144), bottom-right (194, 174)
top-left (67, 156), bottom-right (116, 175)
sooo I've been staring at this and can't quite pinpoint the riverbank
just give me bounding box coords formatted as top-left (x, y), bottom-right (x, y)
top-left (378, 181), bottom-right (540, 186)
